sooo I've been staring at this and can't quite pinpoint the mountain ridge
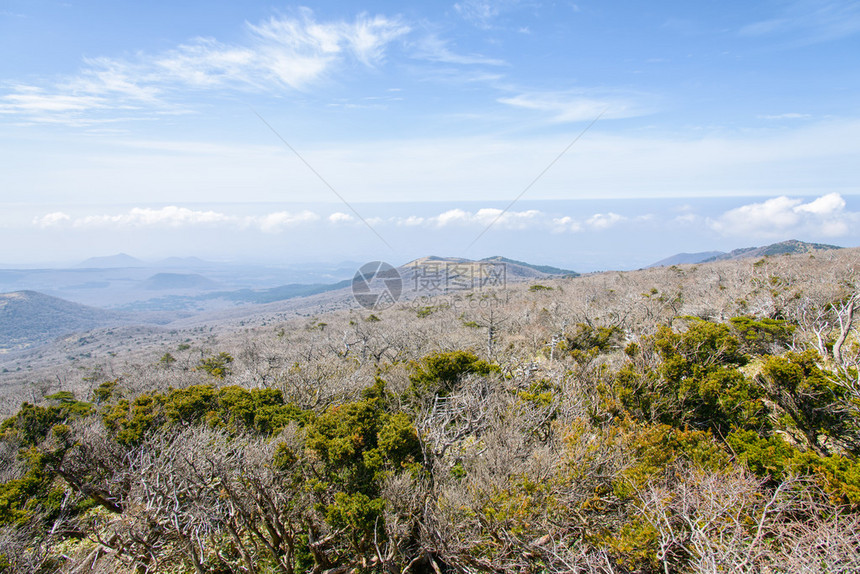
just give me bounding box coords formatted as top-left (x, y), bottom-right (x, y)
top-left (649, 239), bottom-right (842, 268)
top-left (702, 239), bottom-right (842, 262)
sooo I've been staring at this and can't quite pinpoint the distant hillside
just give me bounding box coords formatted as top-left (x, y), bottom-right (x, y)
top-left (140, 273), bottom-right (221, 291)
top-left (652, 240), bottom-right (841, 268)
top-left (0, 291), bottom-right (127, 352)
top-left (405, 256), bottom-right (577, 282)
top-left (702, 239), bottom-right (842, 262)
top-left (649, 251), bottom-right (725, 267)
top-left (117, 253), bottom-right (576, 312)
top-left (480, 256), bottom-right (579, 277)
top-left (75, 253), bottom-right (145, 268)
top-left (204, 281), bottom-right (351, 304)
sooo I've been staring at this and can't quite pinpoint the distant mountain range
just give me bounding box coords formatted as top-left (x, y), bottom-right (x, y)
top-left (0, 258), bottom-right (362, 309)
top-left (6, 245), bottom-right (844, 353)
top-left (649, 240), bottom-right (842, 267)
top-left (0, 255), bottom-right (579, 352)
top-left (128, 256), bottom-right (577, 311)
top-left (75, 253), bottom-right (146, 268)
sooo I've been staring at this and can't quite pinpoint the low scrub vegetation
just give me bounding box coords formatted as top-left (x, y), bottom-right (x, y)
top-left (1, 252), bottom-right (859, 572)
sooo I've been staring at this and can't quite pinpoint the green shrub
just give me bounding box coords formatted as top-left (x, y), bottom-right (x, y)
top-left (408, 350), bottom-right (496, 400)
top-left (196, 352), bottom-right (233, 378)
top-left (760, 351), bottom-right (856, 455)
top-left (1, 397), bottom-right (93, 448)
top-left (563, 323), bottom-right (623, 354)
top-left (729, 316), bottom-right (795, 355)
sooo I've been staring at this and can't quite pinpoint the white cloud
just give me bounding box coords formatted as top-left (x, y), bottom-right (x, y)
top-left (428, 208), bottom-right (541, 230)
top-left (328, 212), bottom-right (355, 223)
top-left (396, 215), bottom-right (426, 226)
top-left (709, 193), bottom-right (858, 238)
top-left (74, 206), bottom-right (234, 228)
top-left (433, 208), bottom-right (470, 227)
top-left (340, 14), bottom-right (411, 66)
top-left (32, 206), bottom-right (326, 233)
top-left (550, 216), bottom-right (583, 233)
top-left (795, 192), bottom-right (845, 215)
top-left (33, 212), bottom-right (71, 228)
top-left (586, 212), bottom-right (626, 230)
top-left (379, 207), bottom-right (632, 233)
top-left (253, 210), bottom-right (320, 232)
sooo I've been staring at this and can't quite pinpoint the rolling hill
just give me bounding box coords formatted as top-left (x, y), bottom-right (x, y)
top-left (0, 291), bottom-right (129, 353)
top-left (648, 251), bottom-right (725, 267)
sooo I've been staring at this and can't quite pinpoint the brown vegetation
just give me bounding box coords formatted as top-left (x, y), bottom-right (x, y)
top-left (0, 248), bottom-right (859, 573)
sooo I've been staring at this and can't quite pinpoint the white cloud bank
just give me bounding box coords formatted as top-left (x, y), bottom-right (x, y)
top-left (32, 205), bottom-right (639, 234)
top-left (75, 206), bottom-right (233, 228)
top-left (34, 197), bottom-right (858, 241)
top-left (709, 193), bottom-right (858, 238)
top-left (34, 206), bottom-right (319, 233)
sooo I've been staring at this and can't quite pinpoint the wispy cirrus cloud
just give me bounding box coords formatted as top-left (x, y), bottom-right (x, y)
top-left (740, 0), bottom-right (860, 44)
top-left (757, 112), bottom-right (812, 120)
top-left (0, 10), bottom-right (410, 125)
top-left (498, 90), bottom-right (649, 123)
top-left (410, 35), bottom-right (507, 66)
top-left (453, 0), bottom-right (524, 29)
top-left (709, 193), bottom-right (859, 238)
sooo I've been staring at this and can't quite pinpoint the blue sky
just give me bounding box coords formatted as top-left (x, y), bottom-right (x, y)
top-left (1, 0), bottom-right (859, 270)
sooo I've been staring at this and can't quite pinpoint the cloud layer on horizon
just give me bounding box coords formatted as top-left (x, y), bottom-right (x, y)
top-left (29, 193), bottom-right (859, 242)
